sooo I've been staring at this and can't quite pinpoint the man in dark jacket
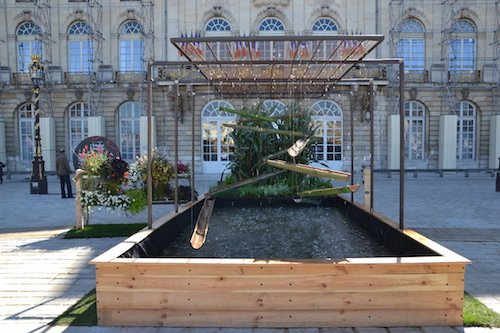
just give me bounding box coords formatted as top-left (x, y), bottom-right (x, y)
top-left (56, 148), bottom-right (73, 198)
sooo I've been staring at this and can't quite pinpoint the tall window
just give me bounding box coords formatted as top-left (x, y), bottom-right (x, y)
top-left (19, 103), bottom-right (35, 163)
top-left (404, 101), bottom-right (426, 160)
top-left (69, 102), bottom-right (92, 154)
top-left (398, 19), bottom-right (425, 71)
top-left (455, 101), bottom-right (476, 160)
top-left (119, 102), bottom-right (144, 161)
top-left (119, 21), bottom-right (144, 72)
top-left (68, 21), bottom-right (92, 73)
top-left (201, 100), bottom-right (236, 173)
top-left (311, 17), bottom-right (339, 60)
top-left (17, 22), bottom-right (42, 72)
top-left (258, 17), bottom-right (285, 60)
top-left (449, 19), bottom-right (476, 71)
top-left (309, 100), bottom-right (343, 168)
top-left (204, 17), bottom-right (231, 61)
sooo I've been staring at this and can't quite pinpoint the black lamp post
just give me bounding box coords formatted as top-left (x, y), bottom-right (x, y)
top-left (29, 55), bottom-right (48, 194)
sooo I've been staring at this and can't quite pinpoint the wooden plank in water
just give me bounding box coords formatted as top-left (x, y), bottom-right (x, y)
top-left (190, 198), bottom-right (215, 250)
top-left (298, 184), bottom-right (360, 197)
top-left (266, 159), bottom-right (351, 181)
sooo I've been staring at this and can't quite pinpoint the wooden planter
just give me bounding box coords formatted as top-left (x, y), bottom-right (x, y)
top-left (92, 197), bottom-right (470, 328)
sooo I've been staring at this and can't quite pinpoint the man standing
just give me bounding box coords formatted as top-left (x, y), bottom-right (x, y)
top-left (56, 148), bottom-right (73, 198)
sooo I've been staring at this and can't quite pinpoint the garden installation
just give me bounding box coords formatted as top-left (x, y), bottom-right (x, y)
top-left (91, 35), bottom-right (470, 328)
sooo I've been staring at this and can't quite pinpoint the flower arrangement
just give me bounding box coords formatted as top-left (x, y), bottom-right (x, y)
top-left (177, 161), bottom-right (190, 175)
top-left (78, 146), bottom-right (108, 176)
top-left (78, 146), bottom-right (145, 216)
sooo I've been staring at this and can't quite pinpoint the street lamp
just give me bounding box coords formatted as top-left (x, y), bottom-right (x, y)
top-left (29, 55), bottom-right (48, 194)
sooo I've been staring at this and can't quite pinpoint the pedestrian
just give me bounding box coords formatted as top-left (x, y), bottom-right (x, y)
top-left (56, 148), bottom-right (73, 198)
top-left (0, 161), bottom-right (5, 184)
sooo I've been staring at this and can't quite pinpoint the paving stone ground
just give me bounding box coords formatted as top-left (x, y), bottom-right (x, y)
top-left (0, 171), bottom-right (499, 333)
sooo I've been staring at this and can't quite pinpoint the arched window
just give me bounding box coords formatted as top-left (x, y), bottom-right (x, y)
top-left (201, 100), bottom-right (236, 173)
top-left (455, 101), bottom-right (476, 160)
top-left (404, 101), bottom-right (426, 160)
top-left (69, 102), bottom-right (92, 155)
top-left (16, 22), bottom-right (42, 72)
top-left (18, 103), bottom-right (35, 164)
top-left (258, 17), bottom-right (285, 60)
top-left (398, 19), bottom-right (425, 71)
top-left (311, 17), bottom-right (339, 59)
top-left (119, 102), bottom-right (144, 161)
top-left (119, 21), bottom-right (144, 72)
top-left (449, 19), bottom-right (476, 71)
top-left (204, 17), bottom-right (232, 61)
top-left (309, 100), bottom-right (343, 169)
top-left (205, 17), bottom-right (231, 32)
top-left (262, 99), bottom-right (286, 116)
top-left (312, 17), bottom-right (338, 32)
top-left (68, 21), bottom-right (92, 73)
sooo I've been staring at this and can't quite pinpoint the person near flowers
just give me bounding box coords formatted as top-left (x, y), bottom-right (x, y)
top-left (56, 148), bottom-right (73, 198)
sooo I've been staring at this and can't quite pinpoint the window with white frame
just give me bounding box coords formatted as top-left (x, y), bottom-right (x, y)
top-left (449, 19), bottom-right (476, 71)
top-left (69, 102), bottom-right (92, 154)
top-left (204, 17), bottom-right (232, 61)
top-left (398, 18), bottom-right (425, 71)
top-left (455, 101), bottom-right (476, 160)
top-left (19, 103), bottom-right (35, 163)
top-left (311, 17), bottom-right (339, 60)
top-left (404, 101), bottom-right (426, 160)
top-left (258, 17), bottom-right (285, 60)
top-left (16, 22), bottom-right (42, 72)
top-left (68, 21), bottom-right (93, 73)
top-left (119, 102), bottom-right (144, 161)
top-left (309, 100), bottom-right (343, 164)
top-left (201, 100), bottom-right (236, 169)
top-left (119, 21), bottom-right (144, 72)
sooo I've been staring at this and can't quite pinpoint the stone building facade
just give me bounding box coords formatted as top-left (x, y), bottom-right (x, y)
top-left (0, 0), bottom-right (498, 175)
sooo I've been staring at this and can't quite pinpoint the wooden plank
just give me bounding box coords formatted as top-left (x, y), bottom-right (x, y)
top-left (97, 290), bottom-right (463, 311)
top-left (98, 308), bottom-right (463, 327)
top-left (94, 261), bottom-right (466, 276)
top-left (96, 272), bottom-right (465, 292)
top-left (190, 198), bottom-right (215, 250)
top-left (298, 184), bottom-right (360, 197)
top-left (266, 159), bottom-right (351, 181)
top-left (206, 171), bottom-right (285, 198)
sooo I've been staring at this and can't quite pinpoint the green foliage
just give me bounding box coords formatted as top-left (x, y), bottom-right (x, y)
top-left (227, 101), bottom-right (316, 181)
top-left (464, 292), bottom-right (500, 327)
top-left (125, 188), bottom-right (148, 215)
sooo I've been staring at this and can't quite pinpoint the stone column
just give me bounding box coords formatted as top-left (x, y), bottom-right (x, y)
top-left (438, 115), bottom-right (457, 169)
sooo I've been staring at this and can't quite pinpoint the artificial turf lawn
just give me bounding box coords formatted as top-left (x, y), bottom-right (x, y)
top-left (64, 223), bottom-right (147, 239)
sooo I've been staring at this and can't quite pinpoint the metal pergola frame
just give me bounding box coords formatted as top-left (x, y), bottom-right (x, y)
top-left (145, 35), bottom-right (405, 232)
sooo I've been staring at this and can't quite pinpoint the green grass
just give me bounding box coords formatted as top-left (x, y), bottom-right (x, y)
top-left (51, 289), bottom-right (97, 326)
top-left (464, 292), bottom-right (500, 327)
top-left (52, 290), bottom-right (500, 327)
top-left (64, 223), bottom-right (147, 239)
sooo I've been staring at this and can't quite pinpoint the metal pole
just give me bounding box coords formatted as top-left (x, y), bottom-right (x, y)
top-left (147, 62), bottom-right (153, 229)
top-left (399, 61), bottom-right (405, 230)
top-left (190, 86), bottom-right (195, 202)
top-left (29, 56), bottom-right (48, 194)
top-left (350, 88), bottom-right (355, 203)
top-left (174, 81), bottom-right (179, 213)
top-left (369, 80), bottom-right (374, 212)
